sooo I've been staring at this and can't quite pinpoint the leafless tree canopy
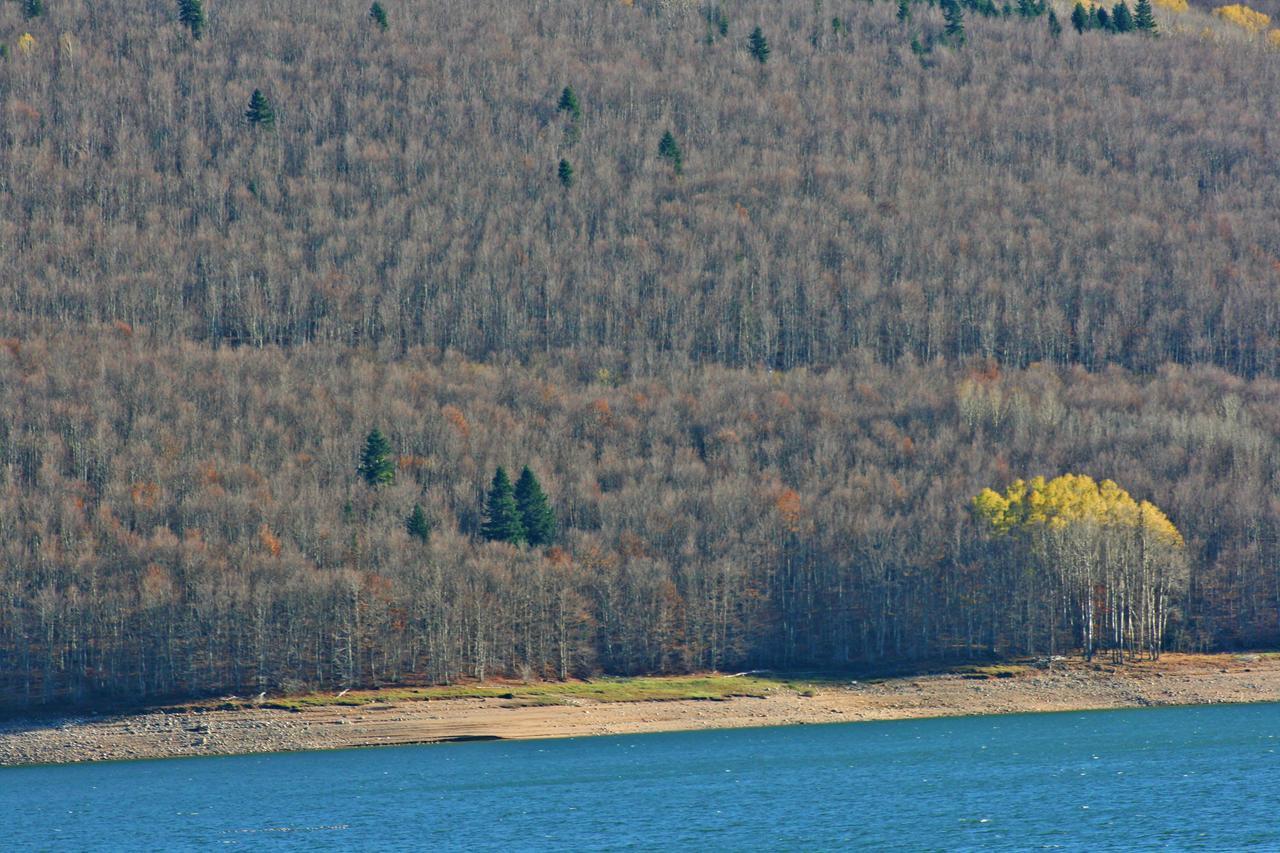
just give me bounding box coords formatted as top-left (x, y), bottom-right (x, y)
top-left (0, 0), bottom-right (1277, 706)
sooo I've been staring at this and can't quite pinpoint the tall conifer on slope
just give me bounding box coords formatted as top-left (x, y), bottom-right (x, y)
top-left (178, 0), bottom-right (206, 39)
top-left (357, 428), bottom-right (395, 486)
top-left (515, 466), bottom-right (556, 546)
top-left (481, 467), bottom-right (526, 544)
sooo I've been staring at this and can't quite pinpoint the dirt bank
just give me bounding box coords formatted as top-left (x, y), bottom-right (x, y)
top-left (2, 653), bottom-right (1276, 767)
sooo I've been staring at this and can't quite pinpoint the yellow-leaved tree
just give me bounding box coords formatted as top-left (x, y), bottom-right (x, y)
top-left (1213, 3), bottom-right (1271, 32)
top-left (972, 474), bottom-right (1186, 662)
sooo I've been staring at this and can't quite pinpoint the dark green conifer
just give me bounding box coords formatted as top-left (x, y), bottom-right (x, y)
top-left (1070, 1), bottom-right (1089, 30)
top-left (1048, 8), bottom-right (1062, 36)
top-left (658, 130), bottom-right (683, 175)
top-left (481, 467), bottom-right (526, 544)
top-left (357, 428), bottom-right (395, 486)
top-left (897, 0), bottom-right (911, 23)
top-left (24, 0), bottom-right (43, 19)
top-left (406, 503), bottom-right (431, 542)
top-left (245, 89), bottom-right (275, 127)
top-left (1094, 5), bottom-right (1111, 29)
top-left (558, 158), bottom-right (574, 188)
top-left (514, 466), bottom-right (556, 547)
top-left (369, 2), bottom-right (389, 31)
top-left (1134, 0), bottom-right (1157, 31)
top-left (557, 86), bottom-right (582, 122)
top-left (748, 26), bottom-right (770, 63)
top-left (942, 0), bottom-right (966, 44)
top-left (1112, 1), bottom-right (1133, 31)
top-left (831, 16), bottom-right (844, 34)
top-left (178, 0), bottom-right (206, 39)
top-left (717, 6), bottom-right (729, 36)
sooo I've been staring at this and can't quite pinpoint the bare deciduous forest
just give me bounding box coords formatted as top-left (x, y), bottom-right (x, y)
top-left (0, 0), bottom-right (1278, 707)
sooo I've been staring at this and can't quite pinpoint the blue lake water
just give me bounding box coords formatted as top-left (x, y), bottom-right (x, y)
top-left (4, 702), bottom-right (1279, 850)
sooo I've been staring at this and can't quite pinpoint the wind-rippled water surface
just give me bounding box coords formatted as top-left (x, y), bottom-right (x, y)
top-left (4, 702), bottom-right (1279, 850)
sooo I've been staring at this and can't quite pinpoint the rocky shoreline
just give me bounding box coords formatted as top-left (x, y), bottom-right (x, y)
top-left (3, 653), bottom-right (1277, 768)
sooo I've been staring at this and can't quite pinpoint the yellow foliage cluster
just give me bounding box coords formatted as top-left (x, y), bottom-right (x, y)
top-left (1213, 4), bottom-right (1271, 32)
top-left (972, 474), bottom-right (1183, 547)
top-left (1269, 28), bottom-right (1280, 46)
top-left (1152, 0), bottom-right (1188, 12)
top-left (16, 33), bottom-right (36, 54)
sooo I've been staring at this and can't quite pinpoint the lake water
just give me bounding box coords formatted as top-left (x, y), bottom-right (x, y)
top-left (4, 703), bottom-right (1279, 850)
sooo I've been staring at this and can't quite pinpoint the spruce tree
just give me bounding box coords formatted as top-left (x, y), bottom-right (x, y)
top-left (481, 467), bottom-right (526, 544)
top-left (406, 503), bottom-right (431, 542)
top-left (1017, 0), bottom-right (1037, 17)
top-left (658, 130), bottom-right (683, 176)
top-left (1134, 0), bottom-right (1156, 31)
top-left (748, 26), bottom-right (770, 63)
top-left (369, 2), bottom-right (389, 31)
top-left (942, 0), bottom-right (966, 44)
top-left (178, 0), bottom-right (206, 39)
top-left (1094, 5), bottom-right (1111, 29)
top-left (357, 428), bottom-right (395, 486)
top-left (1112, 1), bottom-right (1133, 31)
top-left (514, 466), bottom-right (556, 547)
top-left (897, 0), bottom-right (911, 23)
top-left (24, 0), bottom-right (43, 19)
top-left (245, 89), bottom-right (275, 127)
top-left (558, 158), bottom-right (574, 188)
top-left (557, 86), bottom-right (582, 122)
top-left (1048, 8), bottom-right (1062, 36)
top-left (1070, 1), bottom-right (1089, 30)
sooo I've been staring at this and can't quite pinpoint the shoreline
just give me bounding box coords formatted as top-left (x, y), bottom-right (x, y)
top-left (3, 652), bottom-right (1277, 768)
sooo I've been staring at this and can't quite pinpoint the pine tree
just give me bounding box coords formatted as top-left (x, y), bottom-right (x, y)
top-left (557, 86), bottom-right (581, 122)
top-left (406, 504), bottom-right (431, 542)
top-left (245, 89), bottom-right (275, 127)
top-left (1048, 8), bottom-right (1063, 36)
top-left (357, 428), bottom-right (395, 486)
top-left (1070, 1), bottom-right (1089, 30)
top-left (24, 0), bottom-right (43, 20)
top-left (558, 159), bottom-right (574, 188)
top-left (1094, 5), bottom-right (1111, 29)
top-left (1134, 0), bottom-right (1157, 31)
top-left (1017, 0), bottom-right (1037, 17)
top-left (942, 0), bottom-right (966, 44)
top-left (897, 0), bottom-right (911, 23)
top-left (514, 466), bottom-right (556, 546)
top-left (1112, 1), bottom-right (1133, 31)
top-left (481, 467), bottom-right (526, 544)
top-left (748, 26), bottom-right (770, 63)
top-left (658, 130), bottom-right (683, 176)
top-left (178, 0), bottom-right (205, 39)
top-left (369, 2), bottom-right (389, 31)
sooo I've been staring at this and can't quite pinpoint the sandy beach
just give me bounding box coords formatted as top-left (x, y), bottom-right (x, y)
top-left (2, 653), bottom-right (1277, 767)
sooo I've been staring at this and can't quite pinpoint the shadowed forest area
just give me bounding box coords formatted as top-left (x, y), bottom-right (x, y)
top-left (0, 0), bottom-right (1278, 707)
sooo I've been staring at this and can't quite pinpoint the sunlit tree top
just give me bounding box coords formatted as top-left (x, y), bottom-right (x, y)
top-left (972, 474), bottom-right (1183, 547)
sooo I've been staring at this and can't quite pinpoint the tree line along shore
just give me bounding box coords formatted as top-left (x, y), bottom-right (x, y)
top-left (0, 0), bottom-right (1278, 710)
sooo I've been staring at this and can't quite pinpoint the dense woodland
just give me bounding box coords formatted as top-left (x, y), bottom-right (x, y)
top-left (0, 0), bottom-right (1278, 707)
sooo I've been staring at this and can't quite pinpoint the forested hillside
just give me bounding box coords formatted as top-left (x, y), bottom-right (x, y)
top-left (1, 0), bottom-right (1278, 707)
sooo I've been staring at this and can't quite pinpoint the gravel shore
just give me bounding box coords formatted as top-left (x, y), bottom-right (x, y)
top-left (2, 653), bottom-right (1276, 767)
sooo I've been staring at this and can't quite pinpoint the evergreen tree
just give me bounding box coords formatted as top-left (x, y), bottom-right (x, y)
top-left (897, 0), bottom-right (911, 23)
top-left (832, 16), bottom-right (844, 35)
top-left (406, 503), bottom-right (431, 542)
top-left (481, 467), bottom-right (526, 544)
top-left (24, 0), bottom-right (43, 20)
top-left (357, 428), bottom-right (395, 486)
top-left (748, 26), bottom-right (770, 63)
top-left (514, 466), bottom-right (556, 546)
top-left (1048, 8), bottom-right (1062, 36)
top-left (1134, 0), bottom-right (1156, 31)
top-left (178, 0), bottom-right (206, 39)
top-left (1112, 1), bottom-right (1133, 31)
top-left (658, 130), bottom-right (683, 175)
top-left (369, 2), bottom-right (389, 31)
top-left (245, 89), bottom-right (275, 127)
top-left (558, 158), bottom-right (574, 188)
top-left (1070, 1), bottom-right (1088, 29)
top-left (1017, 0), bottom-right (1037, 17)
top-left (557, 86), bottom-right (581, 122)
top-left (942, 0), bottom-right (966, 44)
top-left (1094, 5), bottom-right (1111, 29)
